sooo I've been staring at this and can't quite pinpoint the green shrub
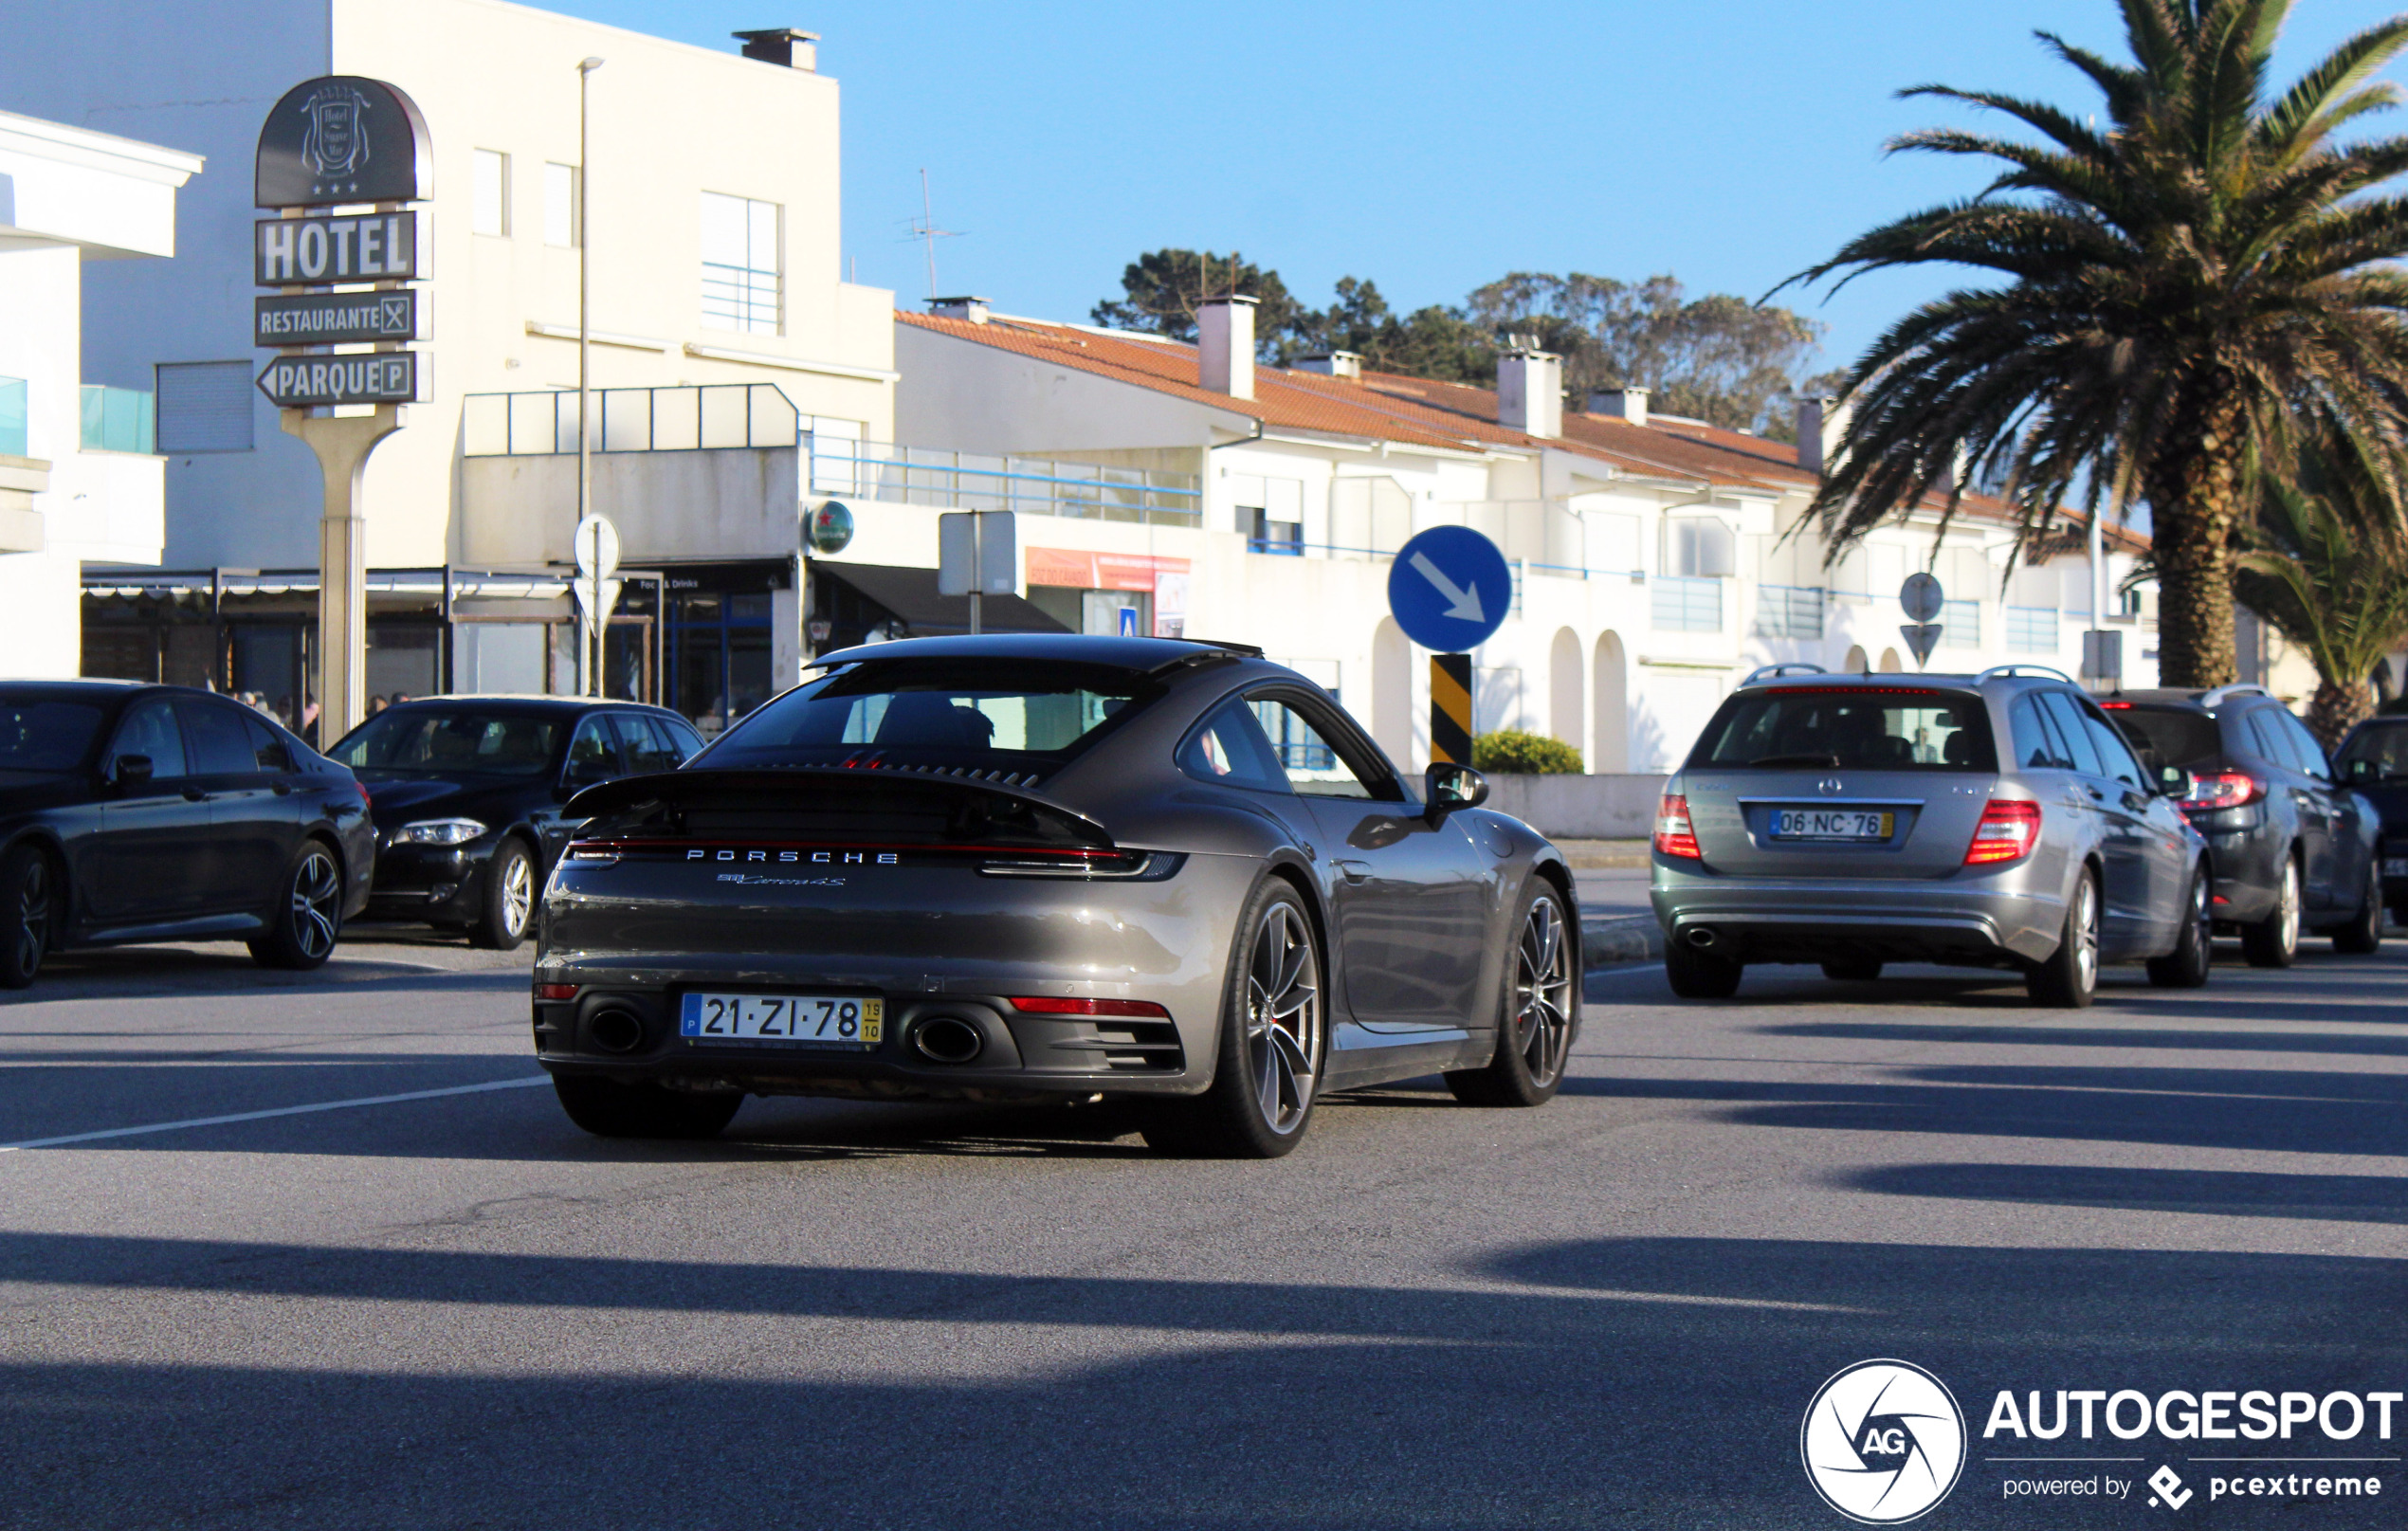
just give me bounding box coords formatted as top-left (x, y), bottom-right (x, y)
top-left (1471, 729), bottom-right (1584, 775)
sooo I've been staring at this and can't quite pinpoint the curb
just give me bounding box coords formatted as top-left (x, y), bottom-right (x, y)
top-left (1581, 913), bottom-right (1663, 970)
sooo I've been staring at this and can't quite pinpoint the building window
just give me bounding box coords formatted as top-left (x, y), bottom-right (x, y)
top-left (1663, 515), bottom-right (1735, 577)
top-left (1247, 507), bottom-right (1303, 555)
top-left (1652, 576), bottom-right (1723, 632)
top-left (155, 362), bottom-right (253, 454)
top-left (0, 376), bottom-right (25, 458)
top-left (2006, 605), bottom-right (2058, 653)
top-left (473, 150), bottom-right (510, 237)
top-left (543, 162), bottom-right (578, 247)
top-left (1750, 585), bottom-right (1824, 639)
top-left (701, 191), bottom-right (780, 334)
top-left (1938, 597), bottom-right (1981, 648)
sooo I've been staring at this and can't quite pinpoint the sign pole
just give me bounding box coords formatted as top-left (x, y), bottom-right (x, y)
top-left (1430, 653), bottom-right (1473, 765)
top-left (283, 406), bottom-right (402, 742)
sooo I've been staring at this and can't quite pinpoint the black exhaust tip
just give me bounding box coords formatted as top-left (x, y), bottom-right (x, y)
top-left (589, 1008), bottom-right (646, 1054)
top-left (911, 1015), bottom-right (985, 1065)
top-left (1686, 926), bottom-right (1719, 950)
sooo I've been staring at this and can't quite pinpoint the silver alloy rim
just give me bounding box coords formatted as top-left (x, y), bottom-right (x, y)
top-left (2190, 873), bottom-right (2210, 957)
top-left (1244, 902), bottom-right (1321, 1135)
top-left (500, 848), bottom-right (534, 937)
top-left (2277, 861), bottom-right (2300, 955)
top-left (16, 856), bottom-right (48, 975)
top-left (1513, 894), bottom-right (1575, 1087)
top-left (289, 849), bottom-right (341, 959)
top-left (2073, 875), bottom-right (2099, 992)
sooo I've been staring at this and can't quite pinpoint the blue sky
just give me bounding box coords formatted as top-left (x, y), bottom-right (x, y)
top-left (551, 0), bottom-right (2399, 375)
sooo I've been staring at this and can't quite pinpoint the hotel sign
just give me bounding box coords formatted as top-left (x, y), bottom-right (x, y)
top-left (256, 353), bottom-right (418, 409)
top-left (255, 77), bottom-right (432, 208)
top-left (255, 290), bottom-right (421, 345)
top-left (255, 211), bottom-right (419, 284)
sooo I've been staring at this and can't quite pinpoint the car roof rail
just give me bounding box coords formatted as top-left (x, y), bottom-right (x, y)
top-left (2197, 683), bottom-right (2271, 708)
top-left (1739, 662), bottom-right (1828, 686)
top-left (1975, 664), bottom-right (2074, 683)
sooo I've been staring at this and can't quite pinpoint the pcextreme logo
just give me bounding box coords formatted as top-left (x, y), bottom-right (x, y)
top-left (1802, 1359), bottom-right (1970, 1523)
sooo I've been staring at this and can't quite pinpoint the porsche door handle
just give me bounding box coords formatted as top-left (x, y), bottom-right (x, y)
top-left (1334, 860), bottom-right (1374, 884)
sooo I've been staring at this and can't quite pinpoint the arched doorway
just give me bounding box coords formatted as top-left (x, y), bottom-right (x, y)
top-left (1548, 627), bottom-right (1583, 763)
top-left (1372, 617), bottom-right (1414, 768)
top-left (1592, 630), bottom-right (1628, 772)
top-left (1842, 645), bottom-right (1868, 676)
top-left (1878, 647), bottom-right (1903, 673)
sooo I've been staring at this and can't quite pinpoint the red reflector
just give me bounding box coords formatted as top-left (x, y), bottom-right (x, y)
top-left (356, 781), bottom-right (373, 808)
top-left (1007, 996), bottom-right (1170, 1017)
top-left (534, 983), bottom-right (579, 1001)
top-left (2180, 771), bottom-right (2265, 812)
top-left (1964, 799), bottom-right (2042, 865)
top-left (2099, 701), bottom-right (2132, 709)
top-left (1653, 793), bottom-right (1702, 860)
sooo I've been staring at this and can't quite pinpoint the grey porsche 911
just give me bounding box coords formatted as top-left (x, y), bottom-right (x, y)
top-left (532, 634), bottom-right (1580, 1157)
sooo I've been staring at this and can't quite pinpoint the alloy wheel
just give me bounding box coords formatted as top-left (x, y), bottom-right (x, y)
top-left (288, 849), bottom-right (341, 960)
top-left (16, 855), bottom-right (49, 976)
top-left (1511, 894), bottom-right (1575, 1088)
top-left (500, 849), bottom-right (534, 938)
top-left (2072, 874), bottom-right (2099, 993)
top-left (1243, 902), bottom-right (1321, 1135)
top-left (2276, 860), bottom-right (2300, 956)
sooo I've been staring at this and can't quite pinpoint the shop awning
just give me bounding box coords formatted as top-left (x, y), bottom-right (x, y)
top-left (813, 560), bottom-right (1068, 637)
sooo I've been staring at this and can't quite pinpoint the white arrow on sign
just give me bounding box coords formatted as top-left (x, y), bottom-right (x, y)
top-left (1409, 551), bottom-right (1486, 623)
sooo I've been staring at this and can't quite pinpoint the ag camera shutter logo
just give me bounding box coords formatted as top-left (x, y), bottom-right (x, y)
top-left (1802, 1359), bottom-right (1968, 1523)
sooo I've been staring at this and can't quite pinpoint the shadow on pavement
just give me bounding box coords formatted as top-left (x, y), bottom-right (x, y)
top-left (1837, 1160), bottom-right (2408, 1224)
top-left (4, 1233), bottom-right (2400, 1530)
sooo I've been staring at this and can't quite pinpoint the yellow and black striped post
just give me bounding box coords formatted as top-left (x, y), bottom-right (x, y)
top-left (1430, 652), bottom-right (1472, 764)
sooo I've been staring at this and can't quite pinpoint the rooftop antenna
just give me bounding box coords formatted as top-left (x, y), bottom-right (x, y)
top-left (904, 168), bottom-right (962, 301)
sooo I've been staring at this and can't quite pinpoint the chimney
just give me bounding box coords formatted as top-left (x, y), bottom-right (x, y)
top-left (1297, 351), bottom-right (1361, 379)
top-left (1797, 395), bottom-right (1851, 475)
top-left (732, 27), bottom-right (818, 70)
top-left (1498, 348), bottom-right (1562, 438)
top-left (1198, 295), bottom-right (1256, 400)
top-left (1588, 387), bottom-right (1650, 428)
top-left (929, 295), bottom-right (989, 324)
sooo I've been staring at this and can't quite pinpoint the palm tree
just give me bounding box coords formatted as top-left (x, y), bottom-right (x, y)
top-left (2232, 437), bottom-right (2408, 742)
top-left (1787, 0), bottom-right (2408, 686)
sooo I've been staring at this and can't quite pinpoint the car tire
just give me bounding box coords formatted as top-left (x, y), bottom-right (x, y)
top-left (247, 840), bottom-right (344, 971)
top-left (1664, 938), bottom-right (1743, 999)
top-left (2028, 867), bottom-right (2099, 1009)
top-left (2241, 854), bottom-right (2302, 968)
top-left (2332, 856), bottom-right (2383, 956)
top-left (1446, 879), bottom-right (1579, 1107)
top-left (0, 843), bottom-right (54, 990)
top-left (468, 836), bottom-right (537, 952)
top-left (1821, 957), bottom-right (1883, 982)
top-left (2146, 865), bottom-right (2214, 988)
top-left (553, 1074), bottom-right (742, 1139)
top-left (1140, 878), bottom-right (1324, 1158)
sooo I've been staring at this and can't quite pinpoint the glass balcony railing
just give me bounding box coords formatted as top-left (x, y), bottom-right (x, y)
top-left (80, 385), bottom-right (156, 454)
top-left (808, 437), bottom-right (1203, 528)
top-left (463, 383), bottom-right (798, 456)
top-left (0, 377), bottom-right (25, 458)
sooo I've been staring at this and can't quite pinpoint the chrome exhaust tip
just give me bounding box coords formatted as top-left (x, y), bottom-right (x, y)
top-left (911, 1015), bottom-right (985, 1065)
top-left (588, 1008), bottom-right (646, 1054)
top-left (1685, 926), bottom-right (1720, 950)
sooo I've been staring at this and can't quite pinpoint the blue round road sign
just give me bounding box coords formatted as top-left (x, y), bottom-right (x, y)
top-left (1387, 525), bottom-right (1510, 651)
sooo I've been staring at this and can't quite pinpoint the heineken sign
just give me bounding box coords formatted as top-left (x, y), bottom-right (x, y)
top-left (255, 77), bottom-right (431, 208)
top-left (257, 353), bottom-right (417, 409)
top-left (255, 290), bottom-right (420, 345)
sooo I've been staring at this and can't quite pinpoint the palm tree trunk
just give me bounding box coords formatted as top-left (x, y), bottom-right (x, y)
top-left (2148, 400), bottom-right (2249, 689)
top-left (2307, 677), bottom-right (2375, 750)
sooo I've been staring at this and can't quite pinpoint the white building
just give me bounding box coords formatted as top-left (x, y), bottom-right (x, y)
top-left (808, 298), bottom-right (2159, 774)
top-left (0, 109), bottom-right (200, 676)
top-left (1, 0), bottom-right (893, 727)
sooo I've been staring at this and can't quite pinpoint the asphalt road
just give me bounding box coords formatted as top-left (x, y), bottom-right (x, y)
top-left (5, 926), bottom-right (2406, 1529)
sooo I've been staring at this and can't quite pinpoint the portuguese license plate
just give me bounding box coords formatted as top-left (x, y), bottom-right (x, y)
top-left (680, 993), bottom-right (884, 1048)
top-left (1771, 809), bottom-right (1894, 842)
top-left (2386, 859), bottom-right (2408, 878)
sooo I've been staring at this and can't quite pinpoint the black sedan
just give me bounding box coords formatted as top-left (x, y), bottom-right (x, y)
top-left (0, 681), bottom-right (375, 988)
top-left (2333, 718), bottom-right (2408, 924)
top-left (534, 635), bottom-right (1581, 1157)
top-left (327, 697), bottom-right (705, 949)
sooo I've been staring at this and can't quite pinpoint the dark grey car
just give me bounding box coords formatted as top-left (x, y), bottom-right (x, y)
top-left (532, 635), bottom-right (1581, 1157)
top-left (1651, 666), bottom-right (2211, 1008)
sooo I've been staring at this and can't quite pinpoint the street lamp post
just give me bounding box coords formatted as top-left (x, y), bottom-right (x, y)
top-left (576, 55), bottom-right (604, 696)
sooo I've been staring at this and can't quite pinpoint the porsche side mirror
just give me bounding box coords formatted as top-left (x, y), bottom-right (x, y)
top-left (1425, 762), bottom-right (1489, 820)
top-left (112, 754), bottom-right (154, 791)
top-left (2158, 765), bottom-right (2195, 802)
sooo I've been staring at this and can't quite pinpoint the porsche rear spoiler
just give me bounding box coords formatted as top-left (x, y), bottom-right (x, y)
top-left (564, 767), bottom-right (1115, 851)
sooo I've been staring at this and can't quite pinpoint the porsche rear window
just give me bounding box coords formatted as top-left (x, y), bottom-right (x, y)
top-left (698, 659), bottom-right (1159, 780)
top-left (1692, 688), bottom-right (1998, 772)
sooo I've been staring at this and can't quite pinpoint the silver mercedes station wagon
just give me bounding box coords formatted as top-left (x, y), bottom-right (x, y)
top-left (1651, 665), bottom-right (2210, 1008)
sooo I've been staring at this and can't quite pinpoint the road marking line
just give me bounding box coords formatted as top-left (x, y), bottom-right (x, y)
top-left (0, 1076), bottom-right (552, 1153)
